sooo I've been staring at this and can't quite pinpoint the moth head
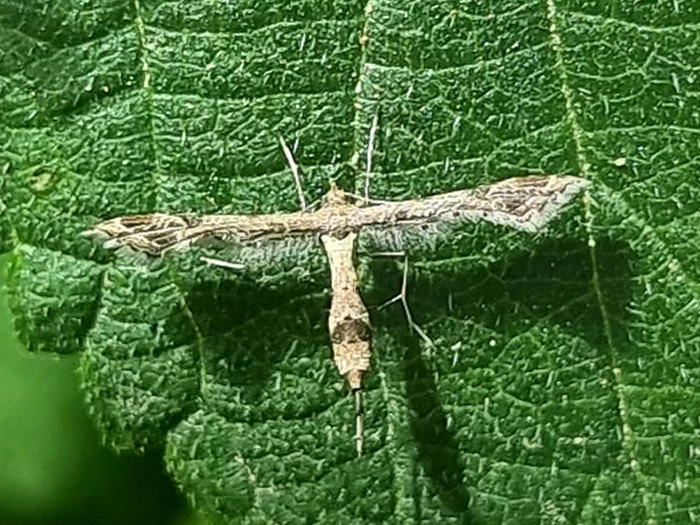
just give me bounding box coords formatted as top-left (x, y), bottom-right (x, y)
top-left (322, 182), bottom-right (353, 207)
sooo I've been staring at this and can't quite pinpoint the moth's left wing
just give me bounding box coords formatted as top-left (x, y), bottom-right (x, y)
top-left (353, 175), bottom-right (589, 234)
top-left (86, 209), bottom-right (325, 256)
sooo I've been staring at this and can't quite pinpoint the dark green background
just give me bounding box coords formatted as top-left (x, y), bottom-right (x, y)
top-left (0, 254), bottom-right (195, 525)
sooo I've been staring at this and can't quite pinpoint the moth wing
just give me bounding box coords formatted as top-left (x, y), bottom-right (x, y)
top-left (356, 175), bottom-right (589, 250)
top-left (85, 211), bottom-right (317, 256)
top-left (357, 175), bottom-right (589, 233)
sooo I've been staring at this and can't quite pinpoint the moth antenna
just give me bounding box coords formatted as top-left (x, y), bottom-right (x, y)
top-left (354, 387), bottom-right (364, 457)
top-left (279, 135), bottom-right (307, 210)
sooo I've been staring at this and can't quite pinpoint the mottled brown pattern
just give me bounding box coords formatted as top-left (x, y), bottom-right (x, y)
top-left (87, 175), bottom-right (589, 455)
top-left (88, 176), bottom-right (589, 256)
top-left (321, 231), bottom-right (369, 455)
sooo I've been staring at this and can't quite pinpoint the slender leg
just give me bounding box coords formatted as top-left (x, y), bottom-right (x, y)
top-left (200, 256), bottom-right (245, 270)
top-left (377, 254), bottom-right (435, 349)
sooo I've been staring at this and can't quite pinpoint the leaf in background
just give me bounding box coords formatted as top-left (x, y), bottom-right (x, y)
top-left (1, 1), bottom-right (699, 524)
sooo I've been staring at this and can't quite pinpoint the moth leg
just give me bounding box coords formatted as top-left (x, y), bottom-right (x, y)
top-left (367, 250), bottom-right (406, 258)
top-left (200, 257), bottom-right (245, 270)
top-left (377, 254), bottom-right (435, 350)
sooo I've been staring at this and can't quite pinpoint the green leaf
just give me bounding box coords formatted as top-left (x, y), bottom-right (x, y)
top-left (2, 0), bottom-right (700, 523)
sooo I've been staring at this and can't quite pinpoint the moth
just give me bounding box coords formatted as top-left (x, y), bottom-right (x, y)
top-left (87, 175), bottom-right (589, 455)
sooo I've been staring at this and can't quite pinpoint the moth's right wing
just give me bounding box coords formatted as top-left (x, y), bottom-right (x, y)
top-left (85, 210), bottom-right (325, 256)
top-left (354, 175), bottom-right (590, 234)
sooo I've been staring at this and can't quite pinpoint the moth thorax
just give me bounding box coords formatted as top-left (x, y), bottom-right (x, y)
top-left (322, 184), bottom-right (353, 207)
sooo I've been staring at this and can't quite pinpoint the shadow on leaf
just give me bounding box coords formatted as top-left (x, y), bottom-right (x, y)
top-left (185, 273), bottom-right (330, 418)
top-left (367, 236), bottom-right (633, 521)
